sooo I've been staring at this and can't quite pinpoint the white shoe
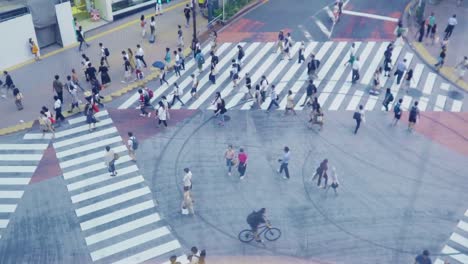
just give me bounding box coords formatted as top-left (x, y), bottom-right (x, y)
top-left (240, 176), bottom-right (245, 180)
top-left (228, 172), bottom-right (231, 176)
top-left (147, 112), bottom-right (151, 118)
top-left (139, 114), bottom-right (145, 117)
top-left (283, 176), bottom-right (288, 180)
top-left (277, 169), bottom-right (280, 173)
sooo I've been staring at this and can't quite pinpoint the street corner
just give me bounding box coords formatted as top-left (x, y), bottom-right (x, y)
top-left (107, 108), bottom-right (197, 141)
top-left (412, 111), bottom-right (468, 157)
top-left (30, 143), bottom-right (62, 184)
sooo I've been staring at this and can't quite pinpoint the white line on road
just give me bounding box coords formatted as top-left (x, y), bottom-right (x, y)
top-left (314, 18), bottom-right (331, 38)
top-left (342, 10), bottom-right (399, 22)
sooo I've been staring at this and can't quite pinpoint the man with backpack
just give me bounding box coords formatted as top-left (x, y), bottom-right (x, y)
top-left (408, 101), bottom-right (420, 132)
top-left (246, 208), bottom-right (270, 243)
top-left (127, 132), bottom-right (138, 161)
top-left (307, 54), bottom-right (320, 80)
top-left (99, 43), bottom-right (110, 67)
top-left (300, 80), bottom-right (317, 107)
top-left (195, 52), bottom-right (204, 73)
top-left (382, 88), bottom-right (394, 111)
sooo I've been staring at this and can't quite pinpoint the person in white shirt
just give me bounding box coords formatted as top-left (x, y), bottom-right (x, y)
top-left (53, 96), bottom-right (65, 122)
top-left (351, 57), bottom-right (360, 84)
top-left (353, 104), bottom-right (365, 134)
top-left (444, 14), bottom-right (457, 39)
top-left (156, 101), bottom-right (168, 127)
top-left (171, 82), bottom-right (184, 106)
top-left (190, 74), bottom-right (198, 99)
top-left (135, 44), bottom-right (147, 67)
top-left (127, 132), bottom-right (137, 161)
top-left (155, 0), bottom-right (163, 16)
top-left (99, 42), bottom-right (110, 67)
top-left (183, 168), bottom-right (192, 190)
top-left (328, 167), bottom-right (339, 195)
top-left (266, 84), bottom-right (279, 112)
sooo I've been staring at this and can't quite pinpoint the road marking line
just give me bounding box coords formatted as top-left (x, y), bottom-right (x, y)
top-left (449, 232), bottom-right (468, 251)
top-left (418, 97), bottom-right (429, 111)
top-left (346, 90), bottom-right (364, 111)
top-left (76, 186), bottom-right (151, 217)
top-left (24, 118), bottom-right (114, 140)
top-left (327, 77), bottom-right (352, 110)
top-left (0, 166), bottom-right (37, 173)
top-left (0, 178), bottom-right (30, 185)
top-left (364, 95), bottom-right (379, 111)
top-left (361, 42), bottom-right (389, 84)
top-left (451, 100), bottom-right (462, 112)
top-left (324, 6), bottom-right (335, 21)
top-left (68, 110), bottom-right (109, 125)
top-left (314, 18), bottom-right (331, 38)
top-left (410, 64), bottom-right (425, 89)
top-left (0, 154), bottom-right (43, 161)
top-left (0, 220), bottom-right (9, 228)
top-left (60, 145), bottom-right (127, 169)
top-left (80, 200), bottom-right (154, 231)
top-left (112, 240), bottom-right (181, 264)
top-left (54, 127), bottom-right (118, 149)
top-left (422, 72), bottom-right (437, 95)
top-left (85, 213), bottom-right (161, 246)
top-left (0, 204), bottom-right (17, 213)
top-left (458, 220), bottom-right (468, 232)
top-left (0, 144), bottom-right (48, 150)
top-left (67, 165), bottom-right (138, 192)
top-left (0, 191), bottom-right (24, 199)
top-left (342, 10), bottom-right (399, 22)
top-left (63, 155), bottom-right (132, 180)
top-left (90, 226), bottom-right (170, 261)
top-left (440, 83), bottom-right (450, 91)
top-left (56, 136), bottom-right (122, 158)
top-left (434, 95), bottom-right (446, 111)
top-left (401, 95), bottom-right (412, 111)
top-left (71, 175), bottom-right (144, 204)
top-left (298, 25), bottom-right (313, 41)
top-left (441, 245), bottom-right (468, 263)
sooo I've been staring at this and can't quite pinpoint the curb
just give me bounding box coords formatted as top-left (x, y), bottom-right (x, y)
top-left (402, 1), bottom-right (468, 92)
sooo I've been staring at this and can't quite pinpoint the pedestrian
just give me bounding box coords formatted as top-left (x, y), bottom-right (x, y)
top-left (183, 168), bottom-right (192, 190)
top-left (282, 37), bottom-right (291, 60)
top-left (393, 58), bottom-right (407, 85)
top-left (12, 85), bottom-right (23, 110)
top-left (169, 255), bottom-right (182, 264)
top-left (138, 89), bottom-right (151, 117)
top-left (344, 42), bottom-right (356, 66)
top-left (353, 104), bottom-right (365, 134)
top-left (418, 21), bottom-right (425, 42)
top-left (260, 75), bottom-right (269, 102)
top-left (66, 82), bottom-right (80, 113)
top-left (311, 96), bottom-right (320, 113)
top-left (275, 30), bottom-right (284, 53)
top-left (403, 68), bottom-right (413, 91)
top-left (213, 92), bottom-right (227, 126)
top-left (309, 105), bottom-right (324, 131)
top-left (53, 95), bottom-right (65, 122)
top-left (122, 57), bottom-right (133, 83)
top-left (195, 51), bottom-right (204, 73)
top-left (39, 110), bottom-right (55, 138)
top-left (53, 75), bottom-right (64, 103)
top-left (76, 26), bottom-right (89, 51)
top-left (86, 63), bottom-right (97, 83)
top-left (209, 58), bottom-right (217, 84)
top-left (237, 148), bottom-right (248, 180)
top-left (394, 19), bottom-right (405, 45)
top-left (29, 38), bottom-right (40, 61)
top-left (383, 57), bottom-right (392, 77)
top-left (244, 73), bottom-right (253, 99)
top-left (98, 61), bottom-right (111, 86)
top-left (70, 69), bottom-right (85, 92)
top-left (284, 90), bottom-right (297, 115)
top-left (177, 24), bottom-right (184, 48)
top-left (254, 84), bottom-right (262, 108)
top-left (173, 50), bottom-right (182, 77)
top-left (155, 0), bottom-right (163, 15)
top-left (104, 146), bottom-right (118, 176)
top-left (266, 84), bottom-right (279, 112)
top-left (414, 249), bottom-right (432, 264)
top-left (184, 4), bottom-right (191, 28)
top-left (127, 132), bottom-right (138, 161)
top-left (181, 186), bottom-right (195, 215)
top-left (408, 101), bottom-right (420, 132)
top-left (148, 16), bottom-right (156, 39)
top-left (190, 74), bottom-right (199, 99)
top-left (426, 12), bottom-right (436, 38)
top-left (210, 30), bottom-right (218, 53)
top-left (164, 47), bottom-right (171, 69)
top-left (434, 47), bottom-right (446, 70)
top-left (159, 67), bottom-right (169, 86)
top-left (178, 47), bottom-right (185, 70)
top-left (1, 71), bottom-right (14, 98)
top-left (444, 14), bottom-right (457, 39)
top-left (225, 144), bottom-right (235, 176)
top-left (155, 101), bottom-right (168, 127)
top-left (237, 45), bottom-right (245, 68)
top-left (351, 56), bottom-right (360, 84)
top-left (127, 48), bottom-right (136, 71)
top-left (99, 42), bottom-right (110, 67)
top-left (298, 41), bottom-right (306, 64)
top-left (370, 68), bottom-right (382, 95)
top-left (382, 88), bottom-right (394, 111)
top-left (230, 59), bottom-right (239, 80)
top-left (307, 54), bottom-right (320, 80)
top-left (84, 103), bottom-right (97, 131)
top-left (161, 95), bottom-right (170, 120)
top-left (81, 54), bottom-right (90, 81)
top-left (455, 56), bottom-right (467, 82)
top-left (328, 167), bottom-right (339, 195)
top-left (429, 24), bottom-right (437, 45)
top-left (312, 158), bottom-right (328, 188)
top-left (140, 14), bottom-right (146, 37)
top-left (170, 82), bottom-right (184, 106)
top-left (392, 98), bottom-right (403, 126)
top-left (277, 146), bottom-right (290, 180)
top-left (135, 44), bottom-right (147, 68)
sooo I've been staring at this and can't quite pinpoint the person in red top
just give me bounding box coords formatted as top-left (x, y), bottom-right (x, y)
top-left (237, 148), bottom-right (248, 180)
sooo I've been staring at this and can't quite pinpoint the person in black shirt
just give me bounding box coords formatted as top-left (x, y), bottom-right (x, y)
top-left (76, 26), bottom-right (90, 51)
top-left (184, 4), bottom-right (191, 28)
top-left (301, 80), bottom-right (317, 107)
top-left (86, 63), bottom-right (97, 81)
top-left (98, 61), bottom-right (111, 85)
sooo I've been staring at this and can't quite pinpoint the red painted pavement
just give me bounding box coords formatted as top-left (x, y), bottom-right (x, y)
top-left (30, 144), bottom-right (62, 184)
top-left (218, 18), bottom-right (291, 42)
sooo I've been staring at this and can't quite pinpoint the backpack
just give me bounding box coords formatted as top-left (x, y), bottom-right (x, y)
top-left (353, 111), bottom-right (361, 121)
top-left (131, 136), bottom-right (139, 150)
top-left (246, 211), bottom-right (258, 225)
top-left (197, 54), bottom-right (205, 64)
top-left (388, 93), bottom-right (394, 102)
top-left (313, 59), bottom-right (320, 69)
top-left (393, 103), bottom-right (401, 113)
top-left (146, 88), bottom-right (154, 99)
top-left (104, 48), bottom-right (110, 57)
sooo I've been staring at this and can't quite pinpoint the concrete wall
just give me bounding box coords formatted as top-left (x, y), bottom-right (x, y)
top-left (0, 14), bottom-right (38, 70)
top-left (55, 2), bottom-right (77, 47)
top-left (94, 0), bottom-right (114, 22)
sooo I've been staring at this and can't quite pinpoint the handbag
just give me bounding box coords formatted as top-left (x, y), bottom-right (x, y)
top-left (49, 117), bottom-right (56, 124)
top-left (181, 206), bottom-right (189, 215)
top-left (92, 103), bottom-right (100, 113)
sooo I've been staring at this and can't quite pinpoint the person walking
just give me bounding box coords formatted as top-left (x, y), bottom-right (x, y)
top-left (190, 74), bottom-right (199, 99)
top-left (99, 43), bottom-right (110, 67)
top-left (417, 21), bottom-right (425, 42)
top-left (127, 132), bottom-right (138, 161)
top-left (392, 98), bottom-right (403, 126)
top-left (149, 16), bottom-right (156, 41)
top-left (383, 57), bottom-right (392, 77)
top-left (312, 158), bottom-right (328, 188)
top-left (53, 95), bottom-right (65, 123)
top-left (275, 30), bottom-right (284, 53)
top-left (170, 82), bottom-right (184, 106)
top-left (444, 14), bottom-right (457, 39)
top-left (434, 47), bottom-right (446, 71)
top-left (86, 63), bottom-right (97, 83)
top-left (285, 90), bottom-right (297, 115)
top-left (84, 103), bottom-right (97, 131)
top-left (70, 71), bottom-right (84, 92)
top-left (370, 67), bottom-right (382, 95)
top-left (140, 15), bottom-right (147, 38)
top-left (98, 61), bottom-right (111, 86)
top-left (428, 24), bottom-right (438, 45)
top-left (184, 4), bottom-right (191, 28)
top-left (254, 84), bottom-right (262, 108)
top-left (266, 84), bottom-right (279, 112)
top-left (52, 75), bottom-right (64, 103)
top-left (455, 56), bottom-right (467, 83)
top-left (181, 187), bottom-right (195, 215)
top-left (29, 38), bottom-right (40, 61)
top-left (328, 167), bottom-right (339, 195)
top-left (76, 26), bottom-right (89, 52)
top-left (169, 255), bottom-right (182, 264)
top-left (173, 50), bottom-right (182, 77)
top-left (104, 146), bottom-right (118, 176)
top-left (224, 144), bottom-right (235, 176)
top-left (66, 83), bottom-right (80, 113)
top-left (244, 73), bottom-right (253, 99)
top-left (301, 80), bottom-right (317, 107)
top-left (155, 101), bottom-right (168, 127)
top-left (382, 88), bottom-right (394, 111)
top-left (403, 68), bottom-right (414, 92)
top-left (177, 25), bottom-right (184, 48)
top-left (12, 86), bottom-right (24, 110)
top-left (277, 146), bottom-right (290, 180)
top-left (426, 12), bottom-right (436, 38)
top-left (298, 41), bottom-right (306, 64)
top-left (159, 67), bottom-right (169, 86)
top-left (155, 0), bottom-right (163, 16)
top-left (127, 48), bottom-right (136, 71)
top-left (213, 92), bottom-right (227, 126)
top-left (178, 47), bottom-right (186, 70)
top-left (135, 44), bottom-right (147, 68)
top-left (353, 105), bottom-right (365, 134)
top-left (237, 45), bottom-right (245, 68)
top-left (307, 54), bottom-right (320, 80)
top-left (195, 51), bottom-right (205, 73)
top-left (351, 56), bottom-right (360, 84)
top-left (394, 58), bottom-right (407, 85)
top-left (414, 249), bottom-right (432, 264)
top-left (39, 110), bottom-right (55, 138)
top-left (344, 42), bottom-right (356, 67)
top-left (138, 89), bottom-right (151, 117)
top-left (2, 71), bottom-right (14, 98)
top-left (237, 148), bottom-right (248, 180)
top-left (122, 57), bottom-right (133, 83)
top-left (408, 101), bottom-right (420, 132)
top-left (183, 168), bottom-right (192, 190)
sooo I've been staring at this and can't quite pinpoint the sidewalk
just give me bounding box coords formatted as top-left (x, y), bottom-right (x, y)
top-left (0, 0), bottom-right (207, 134)
top-left (405, 0), bottom-right (468, 91)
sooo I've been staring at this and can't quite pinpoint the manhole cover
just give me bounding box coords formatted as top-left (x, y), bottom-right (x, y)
top-left (448, 90), bottom-right (464, 100)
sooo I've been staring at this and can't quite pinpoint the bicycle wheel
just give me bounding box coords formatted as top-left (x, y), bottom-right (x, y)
top-left (238, 229), bottom-right (255, 243)
top-left (264, 227), bottom-right (281, 241)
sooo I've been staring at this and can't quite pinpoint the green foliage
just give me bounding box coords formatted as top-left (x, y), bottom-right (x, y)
top-left (215, 0), bottom-right (255, 21)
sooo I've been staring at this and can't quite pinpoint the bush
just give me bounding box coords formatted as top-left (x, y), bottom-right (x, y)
top-left (215, 0), bottom-right (255, 21)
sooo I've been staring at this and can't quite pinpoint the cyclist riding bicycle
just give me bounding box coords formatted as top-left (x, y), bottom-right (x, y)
top-left (246, 208), bottom-right (271, 242)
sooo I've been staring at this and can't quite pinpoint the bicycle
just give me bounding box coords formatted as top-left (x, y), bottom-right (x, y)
top-left (238, 224), bottom-right (282, 243)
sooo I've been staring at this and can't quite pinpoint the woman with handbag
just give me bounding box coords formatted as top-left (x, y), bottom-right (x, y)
top-left (39, 110), bottom-right (55, 138)
top-left (85, 103), bottom-right (97, 132)
top-left (224, 144), bottom-right (236, 176)
top-left (12, 86), bottom-right (23, 110)
top-left (181, 187), bottom-right (194, 215)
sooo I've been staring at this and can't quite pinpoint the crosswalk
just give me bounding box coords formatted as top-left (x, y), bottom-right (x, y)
top-left (0, 142), bottom-right (48, 239)
top-left (119, 41), bottom-right (464, 113)
top-left (434, 209), bottom-right (468, 264)
top-left (23, 110), bottom-right (187, 264)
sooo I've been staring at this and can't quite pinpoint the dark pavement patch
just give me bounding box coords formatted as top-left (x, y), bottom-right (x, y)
top-left (30, 144), bottom-right (62, 184)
